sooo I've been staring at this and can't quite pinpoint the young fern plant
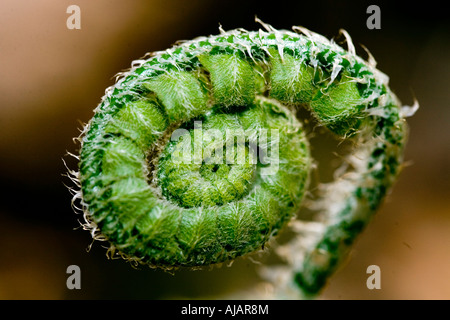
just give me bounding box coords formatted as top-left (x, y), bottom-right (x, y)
top-left (66, 21), bottom-right (417, 299)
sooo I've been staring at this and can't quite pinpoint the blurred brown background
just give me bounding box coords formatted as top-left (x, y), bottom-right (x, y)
top-left (0, 0), bottom-right (448, 299)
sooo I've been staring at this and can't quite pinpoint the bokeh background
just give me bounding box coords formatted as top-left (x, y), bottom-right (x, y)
top-left (0, 0), bottom-right (448, 299)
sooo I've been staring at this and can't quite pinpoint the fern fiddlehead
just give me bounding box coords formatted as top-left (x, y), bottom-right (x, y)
top-left (68, 23), bottom-right (415, 298)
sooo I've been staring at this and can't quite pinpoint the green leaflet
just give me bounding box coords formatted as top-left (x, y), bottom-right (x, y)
top-left (144, 70), bottom-right (209, 123)
top-left (269, 47), bottom-right (317, 104)
top-left (72, 26), bottom-right (410, 298)
top-left (198, 53), bottom-right (261, 107)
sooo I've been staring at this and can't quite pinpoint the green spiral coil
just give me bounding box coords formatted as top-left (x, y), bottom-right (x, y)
top-left (69, 24), bottom-right (413, 298)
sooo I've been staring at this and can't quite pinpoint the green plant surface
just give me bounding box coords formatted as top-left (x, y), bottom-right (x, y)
top-left (69, 24), bottom-right (414, 298)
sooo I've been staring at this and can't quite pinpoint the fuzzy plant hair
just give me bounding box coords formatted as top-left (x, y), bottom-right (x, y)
top-left (66, 20), bottom-right (417, 299)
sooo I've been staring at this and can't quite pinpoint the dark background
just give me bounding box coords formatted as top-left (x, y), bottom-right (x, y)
top-left (0, 0), bottom-right (449, 299)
